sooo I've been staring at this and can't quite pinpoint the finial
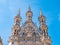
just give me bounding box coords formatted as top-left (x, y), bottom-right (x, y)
top-left (18, 8), bottom-right (20, 16)
top-left (0, 36), bottom-right (2, 41)
top-left (28, 5), bottom-right (31, 11)
top-left (0, 37), bottom-right (1, 39)
top-left (40, 8), bottom-right (43, 15)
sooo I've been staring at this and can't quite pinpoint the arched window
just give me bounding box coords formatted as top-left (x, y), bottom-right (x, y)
top-left (12, 42), bottom-right (14, 44)
top-left (23, 32), bottom-right (25, 35)
top-left (33, 32), bottom-right (36, 35)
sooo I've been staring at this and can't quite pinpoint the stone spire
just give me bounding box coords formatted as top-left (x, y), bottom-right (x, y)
top-left (28, 6), bottom-right (31, 11)
top-left (38, 9), bottom-right (46, 29)
top-left (26, 6), bottom-right (33, 22)
top-left (14, 9), bottom-right (21, 25)
top-left (17, 8), bottom-right (20, 17)
top-left (40, 9), bottom-right (43, 15)
top-left (38, 9), bottom-right (48, 34)
top-left (38, 9), bottom-right (51, 45)
top-left (12, 9), bottom-right (22, 36)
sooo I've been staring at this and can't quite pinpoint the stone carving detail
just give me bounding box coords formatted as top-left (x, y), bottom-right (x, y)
top-left (8, 7), bottom-right (51, 45)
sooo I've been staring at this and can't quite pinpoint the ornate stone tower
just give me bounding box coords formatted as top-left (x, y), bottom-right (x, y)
top-left (0, 37), bottom-right (3, 45)
top-left (12, 9), bottom-right (21, 36)
top-left (8, 6), bottom-right (52, 45)
top-left (26, 6), bottom-right (33, 22)
top-left (38, 10), bottom-right (51, 45)
top-left (20, 6), bottom-right (40, 45)
top-left (8, 9), bottom-right (22, 45)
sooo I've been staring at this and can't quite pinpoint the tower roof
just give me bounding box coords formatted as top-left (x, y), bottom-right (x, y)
top-left (15, 8), bottom-right (21, 19)
top-left (26, 6), bottom-right (32, 13)
top-left (40, 9), bottom-right (43, 16)
top-left (8, 7), bottom-right (51, 45)
top-left (28, 6), bottom-right (31, 11)
top-left (14, 8), bottom-right (22, 25)
top-left (17, 8), bottom-right (20, 17)
top-left (39, 9), bottom-right (46, 18)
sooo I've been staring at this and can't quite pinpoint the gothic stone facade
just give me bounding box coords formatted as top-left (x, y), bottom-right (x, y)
top-left (8, 6), bottom-right (51, 45)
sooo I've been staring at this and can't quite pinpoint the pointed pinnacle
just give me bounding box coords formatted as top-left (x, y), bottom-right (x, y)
top-left (28, 5), bottom-right (31, 11)
top-left (18, 8), bottom-right (20, 16)
top-left (40, 8), bottom-right (43, 15)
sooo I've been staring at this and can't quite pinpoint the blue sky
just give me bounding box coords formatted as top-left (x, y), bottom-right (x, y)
top-left (0, 0), bottom-right (60, 45)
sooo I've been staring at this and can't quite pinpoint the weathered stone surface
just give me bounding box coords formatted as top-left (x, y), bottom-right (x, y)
top-left (8, 7), bottom-right (51, 45)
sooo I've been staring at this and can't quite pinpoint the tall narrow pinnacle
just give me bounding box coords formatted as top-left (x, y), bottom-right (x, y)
top-left (17, 8), bottom-right (22, 21)
top-left (14, 8), bottom-right (22, 25)
top-left (40, 9), bottom-right (43, 15)
top-left (28, 6), bottom-right (31, 11)
top-left (18, 8), bottom-right (20, 16)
